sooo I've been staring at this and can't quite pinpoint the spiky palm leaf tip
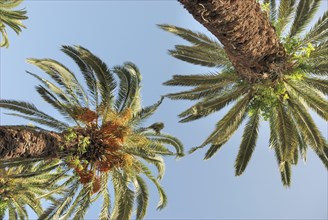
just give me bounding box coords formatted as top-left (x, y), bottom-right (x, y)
top-left (0, 0), bottom-right (28, 48)
top-left (0, 45), bottom-right (184, 219)
top-left (159, 0), bottom-right (328, 187)
top-left (0, 160), bottom-right (66, 219)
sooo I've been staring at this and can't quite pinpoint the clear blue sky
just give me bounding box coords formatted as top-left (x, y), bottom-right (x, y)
top-left (0, 1), bottom-right (327, 219)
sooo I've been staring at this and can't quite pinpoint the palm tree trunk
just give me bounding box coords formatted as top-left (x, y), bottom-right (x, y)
top-left (178, 0), bottom-right (288, 82)
top-left (0, 126), bottom-right (63, 160)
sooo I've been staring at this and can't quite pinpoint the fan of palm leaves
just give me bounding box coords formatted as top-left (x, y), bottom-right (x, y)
top-left (0, 160), bottom-right (66, 219)
top-left (159, 0), bottom-right (327, 186)
top-left (0, 45), bottom-right (183, 219)
top-left (0, 0), bottom-right (28, 48)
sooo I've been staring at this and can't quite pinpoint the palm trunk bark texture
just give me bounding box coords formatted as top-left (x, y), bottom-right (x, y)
top-left (0, 126), bottom-right (63, 160)
top-left (178, 0), bottom-right (288, 82)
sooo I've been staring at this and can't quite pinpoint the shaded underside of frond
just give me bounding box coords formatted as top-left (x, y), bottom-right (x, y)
top-left (269, 111), bottom-right (292, 187)
top-left (189, 93), bottom-right (250, 159)
top-left (235, 107), bottom-right (261, 176)
top-left (178, 85), bottom-right (248, 123)
top-left (289, 0), bottom-right (321, 38)
top-left (285, 80), bottom-right (328, 121)
top-left (301, 10), bottom-right (328, 45)
top-left (275, 0), bottom-right (296, 36)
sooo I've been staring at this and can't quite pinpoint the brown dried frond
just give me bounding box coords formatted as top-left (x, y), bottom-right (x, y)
top-left (92, 176), bottom-right (101, 194)
top-left (72, 107), bottom-right (97, 123)
top-left (119, 108), bottom-right (133, 125)
top-left (76, 170), bottom-right (94, 184)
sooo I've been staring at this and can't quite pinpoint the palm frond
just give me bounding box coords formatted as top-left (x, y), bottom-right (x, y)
top-left (301, 10), bottom-right (328, 45)
top-left (164, 71), bottom-right (238, 87)
top-left (0, 0), bottom-right (25, 8)
top-left (136, 161), bottom-right (167, 210)
top-left (295, 127), bottom-right (308, 162)
top-left (302, 77), bottom-right (328, 95)
top-left (40, 177), bottom-right (80, 220)
top-left (308, 40), bottom-right (328, 58)
top-left (134, 96), bottom-right (164, 122)
top-left (134, 176), bottom-right (149, 220)
top-left (190, 94), bottom-right (250, 158)
top-left (5, 113), bottom-right (68, 131)
top-left (0, 0), bottom-right (27, 48)
top-left (18, 194), bottom-right (43, 217)
top-left (286, 80), bottom-right (328, 120)
top-left (289, 0), bottom-right (321, 38)
top-left (98, 173), bottom-right (111, 220)
top-left (317, 147), bottom-right (328, 169)
top-left (275, 102), bottom-right (298, 162)
top-left (61, 45), bottom-right (98, 106)
top-left (26, 58), bottom-right (85, 107)
top-left (159, 24), bottom-right (231, 67)
top-left (110, 170), bottom-right (134, 220)
top-left (0, 160), bottom-right (66, 219)
top-left (0, 100), bottom-right (68, 130)
top-left (35, 85), bottom-right (73, 120)
top-left (70, 184), bottom-right (92, 220)
top-left (7, 163), bottom-right (63, 179)
top-left (145, 132), bottom-right (184, 157)
top-left (158, 24), bottom-right (221, 48)
top-left (113, 64), bottom-right (141, 113)
top-left (179, 85), bottom-right (247, 123)
top-left (287, 95), bottom-right (327, 155)
top-left (27, 71), bottom-right (71, 104)
top-left (75, 46), bottom-right (116, 110)
top-left (169, 45), bottom-right (231, 68)
top-left (165, 81), bottom-right (236, 101)
top-left (275, 0), bottom-right (296, 36)
top-left (270, 113), bottom-right (292, 186)
top-left (264, 0), bottom-right (277, 22)
top-left (10, 199), bottom-right (28, 219)
top-left (235, 107), bottom-right (261, 176)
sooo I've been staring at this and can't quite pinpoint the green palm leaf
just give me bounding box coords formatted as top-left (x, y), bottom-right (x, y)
top-left (301, 10), bottom-right (328, 45)
top-left (158, 24), bottom-right (221, 48)
top-left (302, 77), bottom-right (328, 95)
top-left (135, 176), bottom-right (149, 220)
top-left (0, 0), bottom-right (27, 48)
top-left (203, 95), bottom-right (250, 159)
top-left (164, 71), bottom-right (237, 87)
top-left (275, 0), bottom-right (296, 36)
top-left (286, 80), bottom-right (328, 120)
top-left (235, 107), bottom-right (261, 176)
top-left (110, 170), bottom-right (134, 220)
top-left (264, 0), bottom-right (277, 22)
top-left (159, 24), bottom-right (231, 68)
top-left (289, 0), bottom-right (321, 37)
top-left (270, 113), bottom-right (292, 186)
top-left (0, 161), bottom-right (66, 219)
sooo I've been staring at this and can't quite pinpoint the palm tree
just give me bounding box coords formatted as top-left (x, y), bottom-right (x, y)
top-left (160, 0), bottom-right (328, 186)
top-left (0, 0), bottom-right (28, 48)
top-left (0, 160), bottom-right (65, 219)
top-left (0, 45), bottom-right (184, 219)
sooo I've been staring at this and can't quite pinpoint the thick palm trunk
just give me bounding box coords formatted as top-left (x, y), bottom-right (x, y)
top-left (0, 126), bottom-right (63, 160)
top-left (178, 0), bottom-right (288, 82)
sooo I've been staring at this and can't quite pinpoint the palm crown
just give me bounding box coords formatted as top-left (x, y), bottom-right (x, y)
top-left (0, 45), bottom-right (183, 219)
top-left (160, 0), bottom-right (328, 186)
top-left (0, 0), bottom-right (27, 48)
top-left (0, 160), bottom-right (65, 219)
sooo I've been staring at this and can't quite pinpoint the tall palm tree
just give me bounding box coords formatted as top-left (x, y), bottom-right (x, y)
top-left (0, 0), bottom-right (28, 48)
top-left (160, 0), bottom-right (328, 186)
top-left (0, 45), bottom-right (184, 219)
top-left (0, 160), bottom-right (65, 219)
